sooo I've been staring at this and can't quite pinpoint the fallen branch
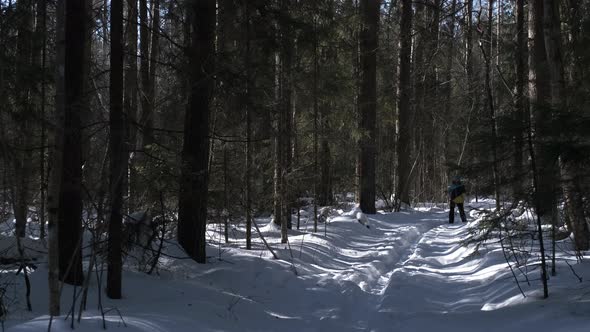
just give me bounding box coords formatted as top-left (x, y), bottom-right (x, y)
top-left (252, 220), bottom-right (278, 259)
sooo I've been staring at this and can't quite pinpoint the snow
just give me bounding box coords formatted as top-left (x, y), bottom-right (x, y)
top-left (4, 202), bottom-right (590, 331)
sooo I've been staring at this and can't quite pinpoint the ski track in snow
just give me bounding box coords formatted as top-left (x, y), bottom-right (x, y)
top-left (6, 205), bottom-right (590, 332)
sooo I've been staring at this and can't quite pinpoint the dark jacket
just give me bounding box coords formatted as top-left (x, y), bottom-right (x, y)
top-left (448, 183), bottom-right (465, 203)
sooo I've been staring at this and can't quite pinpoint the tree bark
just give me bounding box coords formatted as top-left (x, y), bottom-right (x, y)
top-left (542, 0), bottom-right (590, 251)
top-left (178, 0), bottom-right (215, 263)
top-left (529, 0), bottom-right (558, 224)
top-left (528, 0), bottom-right (553, 297)
top-left (245, 1), bottom-right (252, 250)
top-left (107, 0), bottom-right (125, 300)
top-left (13, 0), bottom-right (33, 238)
top-left (49, 0), bottom-right (66, 315)
top-left (422, 0), bottom-right (440, 202)
top-left (395, 0), bottom-right (413, 211)
top-left (358, 0), bottom-right (378, 214)
top-left (313, 12), bottom-right (319, 232)
top-left (125, 0), bottom-right (139, 210)
top-left (443, 0), bottom-right (456, 191)
top-left (483, 0), bottom-right (501, 211)
top-left (139, 0), bottom-right (152, 148)
top-left (36, 0), bottom-right (48, 240)
top-left (148, 0), bottom-right (159, 144)
top-left (512, 0), bottom-right (526, 199)
top-left (59, 0), bottom-right (86, 286)
top-left (272, 0), bottom-right (293, 243)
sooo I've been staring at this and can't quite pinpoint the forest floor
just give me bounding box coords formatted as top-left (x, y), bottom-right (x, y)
top-left (4, 199), bottom-right (590, 331)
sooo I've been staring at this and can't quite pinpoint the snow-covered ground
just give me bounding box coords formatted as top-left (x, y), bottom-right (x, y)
top-left (5, 202), bottom-right (590, 331)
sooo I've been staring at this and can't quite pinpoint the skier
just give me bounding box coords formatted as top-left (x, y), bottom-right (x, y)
top-left (448, 176), bottom-right (467, 223)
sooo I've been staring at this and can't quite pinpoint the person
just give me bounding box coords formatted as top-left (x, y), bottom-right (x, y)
top-left (448, 176), bottom-right (467, 223)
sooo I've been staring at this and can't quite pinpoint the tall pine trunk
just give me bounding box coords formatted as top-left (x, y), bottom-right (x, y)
top-left (512, 0), bottom-right (526, 199)
top-left (313, 12), bottom-right (319, 232)
top-left (178, 0), bottom-right (215, 263)
top-left (244, 1), bottom-right (252, 249)
top-left (125, 0), bottom-right (139, 211)
top-left (528, 0), bottom-right (551, 298)
top-left (107, 0), bottom-right (125, 299)
top-left (482, 0), bottom-right (501, 211)
top-left (358, 0), bottom-right (378, 214)
top-left (49, 0), bottom-right (66, 315)
top-left (139, 0), bottom-right (152, 148)
top-left (542, 0), bottom-right (590, 251)
top-left (443, 0), bottom-right (456, 190)
top-left (529, 0), bottom-right (558, 226)
top-left (13, 0), bottom-right (33, 238)
top-left (422, 0), bottom-right (440, 202)
top-left (395, 0), bottom-right (413, 211)
top-left (148, 0), bottom-right (159, 144)
top-left (58, 0), bottom-right (86, 286)
top-left (36, 0), bottom-right (48, 240)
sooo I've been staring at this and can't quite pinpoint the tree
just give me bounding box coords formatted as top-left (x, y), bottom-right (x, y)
top-left (542, 0), bottom-right (590, 251)
top-left (58, 0), bottom-right (86, 286)
top-left (107, 0), bottom-right (125, 299)
top-left (395, 0), bottom-right (413, 211)
top-left (178, 0), bottom-right (216, 263)
top-left (13, 0), bottom-right (33, 239)
top-left (244, 0), bottom-right (253, 249)
top-left (481, 0), bottom-right (501, 211)
top-left (273, 0), bottom-right (294, 243)
top-left (512, 0), bottom-right (526, 199)
top-left (139, 0), bottom-right (153, 148)
top-left (49, 0), bottom-right (66, 315)
top-left (125, 0), bottom-right (139, 211)
top-left (358, 0), bottom-right (378, 214)
top-left (528, 0), bottom-right (551, 299)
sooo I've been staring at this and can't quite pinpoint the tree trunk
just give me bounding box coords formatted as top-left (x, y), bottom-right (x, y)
top-left (358, 0), bottom-right (378, 214)
top-left (528, 0), bottom-right (552, 298)
top-left (178, 0), bottom-right (215, 263)
top-left (443, 0), bottom-right (456, 192)
top-left (49, 0), bottom-right (66, 315)
top-left (36, 0), bottom-right (48, 240)
top-left (59, 0), bottom-right (86, 286)
top-left (148, 0), bottom-right (159, 144)
top-left (139, 0), bottom-right (152, 148)
top-left (512, 0), bottom-right (526, 199)
top-left (422, 0), bottom-right (440, 202)
top-left (125, 0), bottom-right (139, 211)
top-left (319, 104), bottom-right (332, 206)
top-left (313, 13), bottom-right (319, 232)
top-left (411, 3), bottom-right (425, 202)
top-left (272, 0), bottom-right (292, 243)
top-left (483, 0), bottom-right (501, 211)
top-left (529, 0), bottom-right (558, 225)
top-left (13, 0), bottom-right (33, 238)
top-left (395, 0), bottom-right (413, 211)
top-left (245, 1), bottom-right (252, 250)
top-left (107, 0), bottom-right (125, 300)
top-left (542, 0), bottom-right (590, 251)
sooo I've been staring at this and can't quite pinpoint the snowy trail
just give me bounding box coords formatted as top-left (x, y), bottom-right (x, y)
top-left (7, 206), bottom-right (590, 332)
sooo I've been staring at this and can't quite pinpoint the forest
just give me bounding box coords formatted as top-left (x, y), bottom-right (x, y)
top-left (1, 0), bottom-right (590, 330)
